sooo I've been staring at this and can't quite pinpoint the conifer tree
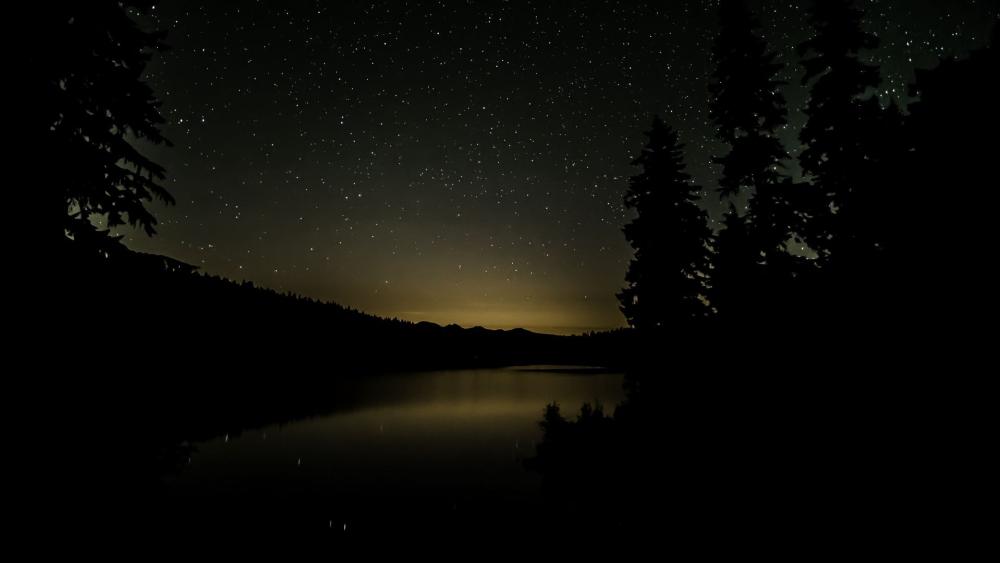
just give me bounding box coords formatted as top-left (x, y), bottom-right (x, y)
top-left (797, 0), bottom-right (883, 264)
top-left (619, 117), bottom-right (713, 333)
top-left (708, 0), bottom-right (797, 322)
top-left (710, 204), bottom-right (755, 323)
top-left (30, 2), bottom-right (173, 255)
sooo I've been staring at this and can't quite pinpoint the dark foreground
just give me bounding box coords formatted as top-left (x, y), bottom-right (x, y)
top-left (17, 248), bottom-right (989, 552)
top-left (22, 359), bottom-right (988, 556)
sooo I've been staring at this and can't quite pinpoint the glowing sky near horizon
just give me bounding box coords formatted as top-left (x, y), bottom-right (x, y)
top-left (125, 0), bottom-right (997, 334)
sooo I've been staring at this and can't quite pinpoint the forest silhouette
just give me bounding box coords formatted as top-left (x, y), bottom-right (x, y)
top-left (528, 0), bottom-right (997, 549)
top-left (28, 0), bottom-right (997, 546)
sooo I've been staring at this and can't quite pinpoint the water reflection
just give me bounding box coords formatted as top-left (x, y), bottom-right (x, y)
top-left (154, 367), bottom-right (624, 536)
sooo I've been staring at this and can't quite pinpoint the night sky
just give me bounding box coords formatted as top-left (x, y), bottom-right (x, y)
top-left (125, 0), bottom-right (997, 334)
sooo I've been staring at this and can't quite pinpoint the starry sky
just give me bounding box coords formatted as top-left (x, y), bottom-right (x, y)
top-left (125, 0), bottom-right (998, 334)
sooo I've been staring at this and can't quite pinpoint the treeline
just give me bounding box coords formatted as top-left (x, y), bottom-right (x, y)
top-left (40, 241), bottom-right (632, 510)
top-left (47, 241), bottom-right (631, 377)
top-left (527, 1), bottom-right (997, 544)
top-left (620, 1), bottom-right (998, 360)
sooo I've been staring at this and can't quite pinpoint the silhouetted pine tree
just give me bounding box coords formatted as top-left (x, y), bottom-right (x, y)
top-left (710, 1), bottom-right (788, 198)
top-left (797, 0), bottom-right (884, 265)
top-left (711, 204), bottom-right (756, 323)
top-left (29, 2), bottom-right (172, 257)
top-left (708, 0), bottom-right (798, 323)
top-left (618, 117), bottom-right (713, 334)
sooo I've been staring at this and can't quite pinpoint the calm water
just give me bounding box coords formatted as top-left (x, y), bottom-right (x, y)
top-left (161, 367), bottom-right (625, 532)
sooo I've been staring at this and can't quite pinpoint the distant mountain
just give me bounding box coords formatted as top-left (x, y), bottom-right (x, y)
top-left (47, 241), bottom-right (630, 377)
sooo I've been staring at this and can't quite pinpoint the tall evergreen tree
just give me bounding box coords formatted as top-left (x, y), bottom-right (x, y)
top-left (708, 0), bottom-right (797, 322)
top-left (710, 203), bottom-right (756, 323)
top-left (29, 2), bottom-right (173, 256)
top-left (797, 0), bottom-right (884, 265)
top-left (710, 1), bottom-right (788, 200)
top-left (618, 117), bottom-right (713, 333)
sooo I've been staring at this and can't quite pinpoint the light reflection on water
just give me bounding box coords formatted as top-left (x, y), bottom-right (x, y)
top-left (166, 367), bottom-right (625, 502)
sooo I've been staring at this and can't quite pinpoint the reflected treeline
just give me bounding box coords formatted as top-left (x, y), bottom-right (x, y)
top-left (526, 367), bottom-right (960, 547)
top-left (25, 1), bottom-right (997, 544)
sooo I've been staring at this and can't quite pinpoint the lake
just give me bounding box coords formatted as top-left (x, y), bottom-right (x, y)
top-left (157, 366), bottom-right (625, 535)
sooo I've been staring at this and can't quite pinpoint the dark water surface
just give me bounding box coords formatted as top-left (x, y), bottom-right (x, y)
top-left (159, 367), bottom-right (625, 535)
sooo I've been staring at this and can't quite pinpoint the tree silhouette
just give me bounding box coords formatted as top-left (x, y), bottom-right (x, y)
top-left (710, 203), bottom-right (756, 323)
top-left (618, 117), bottom-right (713, 333)
top-left (31, 2), bottom-right (172, 255)
top-left (797, 0), bottom-right (885, 265)
top-left (794, 0), bottom-right (916, 331)
top-left (709, 1), bottom-right (788, 199)
top-left (708, 0), bottom-right (799, 323)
